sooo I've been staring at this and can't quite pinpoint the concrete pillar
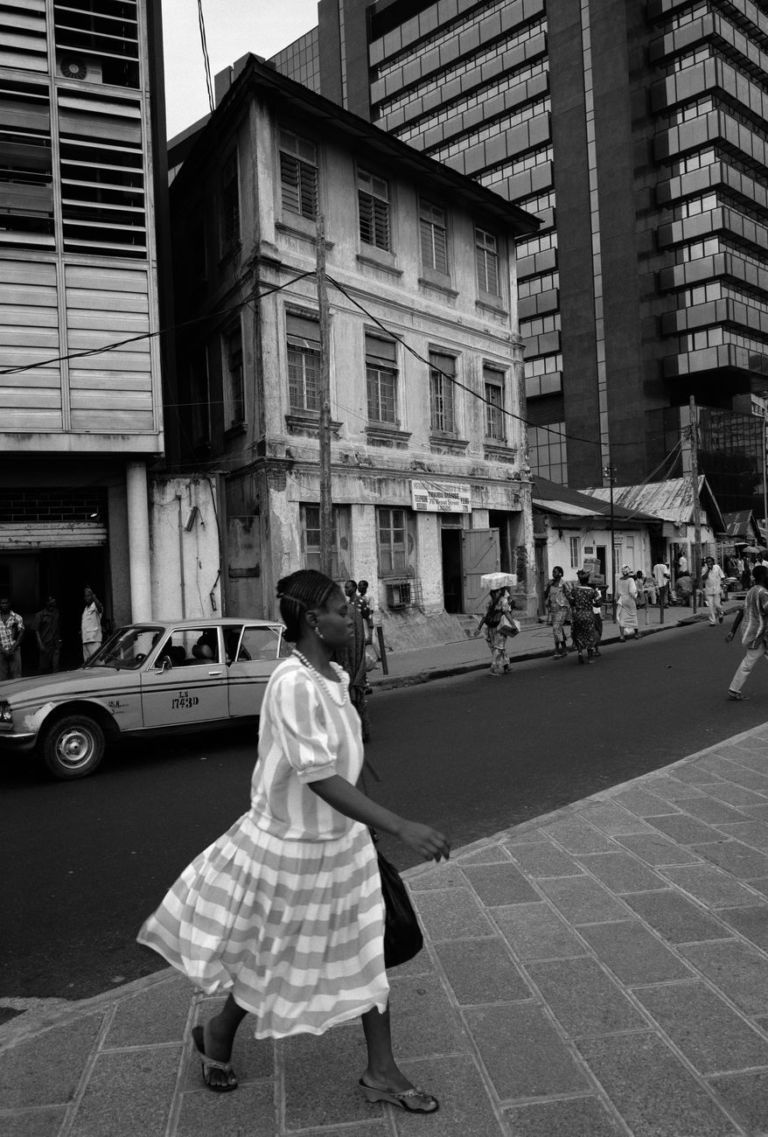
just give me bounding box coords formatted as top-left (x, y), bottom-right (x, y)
top-left (126, 461), bottom-right (152, 620)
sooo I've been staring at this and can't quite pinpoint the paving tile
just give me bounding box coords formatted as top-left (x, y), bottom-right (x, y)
top-left (68, 1046), bottom-right (181, 1137)
top-left (0, 1012), bottom-right (104, 1110)
top-left (299, 1126), bottom-right (389, 1137)
top-left (709, 1071), bottom-right (768, 1134)
top-left (740, 803), bottom-right (768, 821)
top-left (622, 890), bottom-right (730, 945)
top-left (610, 787), bottom-right (681, 817)
top-left (715, 819), bottom-right (768, 850)
top-left (731, 734), bottom-right (768, 752)
top-left (502, 1097), bottom-right (625, 1137)
top-left (642, 776), bottom-right (706, 803)
top-left (385, 976), bottom-right (466, 1059)
top-left (577, 1033), bottom-right (739, 1137)
top-left (537, 877), bottom-right (628, 924)
top-left (1, 1109), bottom-right (67, 1137)
top-left (712, 765), bottom-right (768, 794)
top-left (104, 976), bottom-right (191, 1047)
top-left (502, 829), bottom-right (550, 847)
top-left (525, 956), bottom-right (646, 1036)
top-left (681, 941), bottom-right (768, 1015)
top-left (699, 781), bottom-right (768, 807)
top-left (176, 1081), bottom-right (274, 1137)
top-left (646, 814), bottom-right (725, 845)
top-left (615, 832), bottom-right (702, 866)
top-left (452, 844), bottom-right (511, 865)
top-left (540, 817), bottom-right (614, 854)
top-left (661, 864), bottom-right (764, 909)
top-left (283, 1024), bottom-right (375, 1130)
top-left (678, 797), bottom-right (752, 824)
top-left (387, 945), bottom-right (436, 979)
top-left (411, 888), bottom-right (495, 941)
top-left (505, 842), bottom-right (584, 878)
top-left (464, 1002), bottom-right (588, 1099)
top-left (576, 800), bottom-right (653, 835)
top-left (670, 764), bottom-right (726, 785)
top-left (717, 904), bottom-right (768, 952)
top-left (578, 921), bottom-right (692, 984)
top-left (721, 748), bottom-right (768, 772)
top-left (577, 851), bottom-right (665, 893)
top-left (493, 903), bottom-right (588, 962)
top-left (462, 863), bottom-right (539, 906)
top-left (393, 1054), bottom-right (508, 1136)
top-left (641, 980), bottom-right (768, 1074)
top-left (690, 838), bottom-right (768, 879)
top-left (434, 938), bottom-right (532, 1005)
top-left (407, 864), bottom-right (467, 891)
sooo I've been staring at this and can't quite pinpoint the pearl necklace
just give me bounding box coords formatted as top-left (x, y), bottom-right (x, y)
top-left (292, 649), bottom-right (348, 705)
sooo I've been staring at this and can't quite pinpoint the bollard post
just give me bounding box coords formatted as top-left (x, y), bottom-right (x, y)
top-left (376, 625), bottom-right (389, 675)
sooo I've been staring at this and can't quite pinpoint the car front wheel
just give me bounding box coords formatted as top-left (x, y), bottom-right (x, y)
top-left (41, 714), bottom-right (105, 779)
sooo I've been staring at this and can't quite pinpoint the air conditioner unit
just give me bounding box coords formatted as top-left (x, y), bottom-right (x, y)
top-left (386, 582), bottom-right (411, 610)
top-left (59, 56), bottom-right (102, 82)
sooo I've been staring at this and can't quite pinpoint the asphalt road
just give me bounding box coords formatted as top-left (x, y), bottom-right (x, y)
top-left (2, 621), bottom-right (765, 1003)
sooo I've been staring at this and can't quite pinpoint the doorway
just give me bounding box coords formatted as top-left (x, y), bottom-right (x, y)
top-left (440, 528), bottom-right (462, 613)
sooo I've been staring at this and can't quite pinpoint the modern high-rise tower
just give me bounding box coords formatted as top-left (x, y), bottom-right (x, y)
top-left (273, 0), bottom-right (768, 513)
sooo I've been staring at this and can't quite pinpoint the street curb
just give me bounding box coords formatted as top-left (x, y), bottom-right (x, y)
top-left (369, 610), bottom-right (712, 691)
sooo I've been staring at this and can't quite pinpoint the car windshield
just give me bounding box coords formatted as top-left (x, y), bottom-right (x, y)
top-left (85, 626), bottom-right (165, 670)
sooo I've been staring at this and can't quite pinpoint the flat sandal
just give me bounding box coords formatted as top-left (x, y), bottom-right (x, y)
top-left (359, 1077), bottom-right (439, 1113)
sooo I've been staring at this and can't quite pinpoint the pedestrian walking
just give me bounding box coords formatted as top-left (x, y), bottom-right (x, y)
top-left (591, 582), bottom-right (604, 656)
top-left (334, 579), bottom-right (371, 741)
top-left (568, 570), bottom-right (600, 664)
top-left (476, 586), bottom-right (516, 675)
top-left (81, 586), bottom-right (104, 661)
top-left (543, 566), bottom-right (571, 659)
top-left (138, 569), bottom-right (449, 1110)
top-left (702, 556), bottom-right (725, 625)
top-left (653, 559), bottom-right (670, 608)
top-left (725, 564), bottom-right (768, 701)
top-left (616, 565), bottom-right (642, 641)
top-left (0, 596), bottom-right (24, 680)
top-left (33, 595), bottom-right (62, 673)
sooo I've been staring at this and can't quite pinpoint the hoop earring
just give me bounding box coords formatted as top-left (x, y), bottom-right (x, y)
top-left (315, 626), bottom-right (325, 641)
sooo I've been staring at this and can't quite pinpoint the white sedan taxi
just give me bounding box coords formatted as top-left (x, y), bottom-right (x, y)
top-left (0, 617), bottom-right (289, 779)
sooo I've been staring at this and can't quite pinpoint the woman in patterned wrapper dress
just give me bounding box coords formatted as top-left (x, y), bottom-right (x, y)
top-left (137, 570), bottom-right (449, 1114)
top-left (568, 570), bottom-right (601, 664)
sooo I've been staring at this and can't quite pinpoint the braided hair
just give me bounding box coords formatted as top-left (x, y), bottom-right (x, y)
top-left (276, 569), bottom-right (339, 642)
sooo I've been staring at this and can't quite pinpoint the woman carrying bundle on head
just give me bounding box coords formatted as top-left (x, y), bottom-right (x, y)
top-left (137, 569), bottom-right (449, 1114)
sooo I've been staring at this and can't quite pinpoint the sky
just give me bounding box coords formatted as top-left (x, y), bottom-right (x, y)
top-left (160, 0), bottom-right (319, 138)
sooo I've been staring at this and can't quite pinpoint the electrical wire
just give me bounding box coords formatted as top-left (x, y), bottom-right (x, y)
top-left (197, 0), bottom-right (215, 115)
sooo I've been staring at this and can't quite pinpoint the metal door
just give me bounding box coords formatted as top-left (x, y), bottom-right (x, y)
top-left (461, 529), bottom-right (500, 614)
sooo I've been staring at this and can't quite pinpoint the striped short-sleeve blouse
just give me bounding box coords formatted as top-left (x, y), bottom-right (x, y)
top-left (251, 656), bottom-right (363, 840)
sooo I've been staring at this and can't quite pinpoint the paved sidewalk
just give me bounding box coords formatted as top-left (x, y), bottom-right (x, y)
top-left (370, 601), bottom-right (715, 690)
top-left (8, 605), bottom-right (768, 1137)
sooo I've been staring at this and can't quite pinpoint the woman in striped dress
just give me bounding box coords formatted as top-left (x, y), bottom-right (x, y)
top-left (137, 569), bottom-right (449, 1113)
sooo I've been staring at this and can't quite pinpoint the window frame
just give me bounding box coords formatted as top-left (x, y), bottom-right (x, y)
top-left (377, 506), bottom-right (408, 575)
top-left (300, 503), bottom-right (347, 578)
top-left (483, 365), bottom-right (505, 442)
top-left (475, 226), bottom-right (500, 297)
top-left (286, 309), bottom-right (321, 413)
top-left (366, 331), bottom-right (399, 425)
top-left (358, 167), bottom-right (392, 252)
top-left (419, 198), bottom-right (449, 277)
top-left (279, 128), bottom-right (319, 221)
top-left (429, 349), bottom-right (457, 435)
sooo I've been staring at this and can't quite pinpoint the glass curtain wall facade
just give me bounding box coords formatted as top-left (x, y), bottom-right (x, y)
top-left (273, 0), bottom-right (768, 508)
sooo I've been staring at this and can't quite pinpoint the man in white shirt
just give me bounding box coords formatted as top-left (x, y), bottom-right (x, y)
top-left (81, 586), bottom-right (104, 661)
top-left (653, 560), bottom-right (670, 608)
top-left (701, 556), bottom-right (725, 625)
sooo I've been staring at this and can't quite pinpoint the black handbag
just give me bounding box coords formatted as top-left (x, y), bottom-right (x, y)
top-left (376, 847), bottom-right (424, 968)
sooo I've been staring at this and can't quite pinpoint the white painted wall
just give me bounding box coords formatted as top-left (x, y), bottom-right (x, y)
top-left (149, 476), bottom-right (222, 619)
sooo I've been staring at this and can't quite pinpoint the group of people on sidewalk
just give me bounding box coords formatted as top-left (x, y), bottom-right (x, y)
top-left (0, 586), bottom-right (107, 680)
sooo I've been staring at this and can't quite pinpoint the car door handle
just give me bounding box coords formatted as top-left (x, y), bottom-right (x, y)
top-left (208, 669), bottom-right (224, 676)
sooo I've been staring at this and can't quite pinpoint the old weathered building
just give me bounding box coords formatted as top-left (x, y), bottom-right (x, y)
top-left (0, 0), bottom-right (172, 661)
top-left (169, 56), bottom-right (538, 642)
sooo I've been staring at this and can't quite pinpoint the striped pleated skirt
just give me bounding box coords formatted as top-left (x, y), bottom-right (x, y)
top-left (137, 815), bottom-right (389, 1039)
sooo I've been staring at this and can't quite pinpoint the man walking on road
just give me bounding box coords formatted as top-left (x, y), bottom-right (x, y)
top-left (726, 564), bottom-right (768, 700)
top-left (702, 556), bottom-right (725, 625)
top-left (653, 559), bottom-right (670, 608)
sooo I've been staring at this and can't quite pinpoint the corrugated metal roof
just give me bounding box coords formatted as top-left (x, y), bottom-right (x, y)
top-left (532, 476), bottom-right (655, 523)
top-left (586, 476), bottom-right (723, 529)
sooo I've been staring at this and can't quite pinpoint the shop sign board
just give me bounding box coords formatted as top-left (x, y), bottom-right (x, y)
top-left (411, 480), bottom-right (472, 513)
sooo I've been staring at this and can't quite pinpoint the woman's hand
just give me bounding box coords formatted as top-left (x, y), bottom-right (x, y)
top-left (396, 820), bottom-right (450, 862)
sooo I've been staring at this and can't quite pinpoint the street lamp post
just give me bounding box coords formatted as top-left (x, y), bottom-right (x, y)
top-left (603, 462), bottom-right (617, 621)
top-left (761, 391), bottom-right (768, 549)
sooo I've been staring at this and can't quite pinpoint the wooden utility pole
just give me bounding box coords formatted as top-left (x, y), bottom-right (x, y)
top-left (603, 459), bottom-right (617, 621)
top-left (316, 214), bottom-right (333, 577)
top-left (689, 395), bottom-right (701, 614)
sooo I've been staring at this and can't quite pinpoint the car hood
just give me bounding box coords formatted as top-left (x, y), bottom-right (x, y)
top-left (0, 667), bottom-right (128, 703)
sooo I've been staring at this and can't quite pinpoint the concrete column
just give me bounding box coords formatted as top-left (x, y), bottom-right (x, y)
top-left (126, 461), bottom-right (152, 620)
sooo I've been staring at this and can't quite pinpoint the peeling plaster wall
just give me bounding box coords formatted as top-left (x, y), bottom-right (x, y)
top-left (150, 476), bottom-right (222, 619)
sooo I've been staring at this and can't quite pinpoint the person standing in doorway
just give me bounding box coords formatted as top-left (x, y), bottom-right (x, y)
top-left (702, 556), bottom-right (725, 625)
top-left (653, 559), bottom-right (670, 608)
top-left (725, 564), bottom-right (768, 700)
top-left (81, 586), bottom-right (104, 661)
top-left (33, 596), bottom-right (62, 673)
top-left (0, 596), bottom-right (24, 680)
top-left (543, 566), bottom-right (571, 659)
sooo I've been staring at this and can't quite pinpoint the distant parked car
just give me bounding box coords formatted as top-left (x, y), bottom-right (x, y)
top-left (0, 618), bottom-right (289, 779)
